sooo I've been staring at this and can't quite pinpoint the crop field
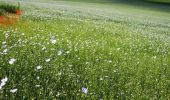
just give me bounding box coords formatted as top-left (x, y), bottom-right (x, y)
top-left (0, 0), bottom-right (170, 99)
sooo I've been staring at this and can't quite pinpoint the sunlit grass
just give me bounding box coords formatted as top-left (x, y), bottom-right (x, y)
top-left (0, 0), bottom-right (170, 99)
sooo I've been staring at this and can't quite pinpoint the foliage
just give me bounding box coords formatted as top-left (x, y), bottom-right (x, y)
top-left (0, 3), bottom-right (19, 14)
top-left (146, 0), bottom-right (170, 3)
top-left (0, 9), bottom-right (5, 16)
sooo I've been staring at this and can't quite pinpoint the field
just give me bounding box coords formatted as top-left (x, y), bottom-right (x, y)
top-left (0, 0), bottom-right (170, 99)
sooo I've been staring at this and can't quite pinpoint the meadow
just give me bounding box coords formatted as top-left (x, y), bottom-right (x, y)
top-left (0, 0), bottom-right (170, 99)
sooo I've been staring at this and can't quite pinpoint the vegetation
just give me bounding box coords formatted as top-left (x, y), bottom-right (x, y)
top-left (0, 9), bottom-right (5, 16)
top-left (0, 0), bottom-right (169, 99)
top-left (0, 3), bottom-right (19, 15)
top-left (146, 0), bottom-right (170, 3)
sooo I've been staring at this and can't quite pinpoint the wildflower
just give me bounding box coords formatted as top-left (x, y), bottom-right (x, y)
top-left (58, 72), bottom-right (62, 76)
top-left (82, 87), bottom-right (88, 94)
top-left (85, 62), bottom-right (90, 65)
top-left (3, 49), bottom-right (8, 53)
top-left (10, 88), bottom-right (17, 93)
top-left (0, 82), bottom-right (6, 87)
top-left (65, 51), bottom-right (70, 54)
top-left (45, 58), bottom-right (51, 62)
top-left (16, 10), bottom-right (22, 15)
top-left (37, 76), bottom-right (40, 80)
top-left (68, 65), bottom-right (73, 67)
top-left (0, 77), bottom-right (8, 90)
top-left (21, 33), bottom-right (25, 35)
top-left (36, 66), bottom-right (42, 70)
top-left (42, 47), bottom-right (46, 51)
top-left (0, 16), bottom-right (4, 23)
top-left (5, 32), bottom-right (9, 38)
top-left (108, 60), bottom-right (112, 63)
top-left (100, 78), bottom-right (103, 81)
top-left (56, 92), bottom-right (61, 97)
top-left (152, 56), bottom-right (157, 59)
top-left (50, 36), bottom-right (57, 44)
top-left (2, 42), bottom-right (6, 48)
top-left (9, 58), bottom-right (16, 65)
top-left (2, 42), bottom-right (6, 44)
top-left (35, 85), bottom-right (40, 87)
top-left (58, 50), bottom-right (62, 55)
top-left (117, 48), bottom-right (120, 51)
top-left (1, 77), bottom-right (8, 83)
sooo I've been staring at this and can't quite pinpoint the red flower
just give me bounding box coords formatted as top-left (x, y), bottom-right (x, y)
top-left (16, 10), bottom-right (22, 15)
top-left (0, 16), bottom-right (4, 23)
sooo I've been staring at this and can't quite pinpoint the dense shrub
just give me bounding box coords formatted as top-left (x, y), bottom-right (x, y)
top-left (0, 3), bottom-right (19, 14)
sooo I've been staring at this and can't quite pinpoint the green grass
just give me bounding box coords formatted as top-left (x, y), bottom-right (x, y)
top-left (0, 9), bottom-right (5, 16)
top-left (0, 0), bottom-right (170, 99)
top-left (0, 3), bottom-right (19, 14)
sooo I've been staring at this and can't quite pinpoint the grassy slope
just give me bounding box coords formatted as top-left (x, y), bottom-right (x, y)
top-left (0, 0), bottom-right (170, 99)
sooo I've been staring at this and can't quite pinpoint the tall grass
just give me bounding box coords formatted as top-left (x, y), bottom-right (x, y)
top-left (146, 0), bottom-right (170, 3)
top-left (0, 9), bottom-right (5, 16)
top-left (0, 3), bottom-right (19, 14)
top-left (0, 0), bottom-right (169, 99)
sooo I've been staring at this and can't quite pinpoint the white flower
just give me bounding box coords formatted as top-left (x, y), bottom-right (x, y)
top-left (10, 88), bottom-right (17, 93)
top-left (82, 87), bottom-right (88, 94)
top-left (68, 65), bottom-right (73, 67)
top-left (56, 92), bottom-right (61, 97)
top-left (65, 51), bottom-right (70, 54)
top-left (58, 72), bottom-right (62, 76)
top-left (152, 56), bottom-right (157, 59)
top-left (108, 60), bottom-right (112, 63)
top-left (37, 76), bottom-right (40, 80)
top-left (58, 50), bottom-right (62, 55)
top-left (100, 78), bottom-right (103, 81)
top-left (50, 36), bottom-right (57, 44)
top-left (0, 77), bottom-right (8, 89)
top-left (0, 82), bottom-right (6, 87)
top-left (42, 47), bottom-right (46, 51)
top-left (45, 58), bottom-right (51, 62)
top-left (2, 42), bottom-right (6, 44)
top-left (35, 85), bottom-right (40, 87)
top-left (36, 66), bottom-right (42, 70)
top-left (9, 58), bottom-right (16, 65)
top-left (1, 77), bottom-right (8, 83)
top-left (2, 44), bottom-right (6, 48)
top-left (5, 32), bottom-right (9, 38)
top-left (3, 49), bottom-right (8, 53)
top-left (21, 33), bottom-right (25, 35)
top-left (117, 48), bottom-right (120, 51)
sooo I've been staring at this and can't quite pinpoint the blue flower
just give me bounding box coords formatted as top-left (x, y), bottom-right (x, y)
top-left (82, 87), bottom-right (88, 94)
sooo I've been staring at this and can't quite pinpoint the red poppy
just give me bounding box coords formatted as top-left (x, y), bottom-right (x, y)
top-left (15, 10), bottom-right (22, 15)
top-left (0, 16), bottom-right (4, 23)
